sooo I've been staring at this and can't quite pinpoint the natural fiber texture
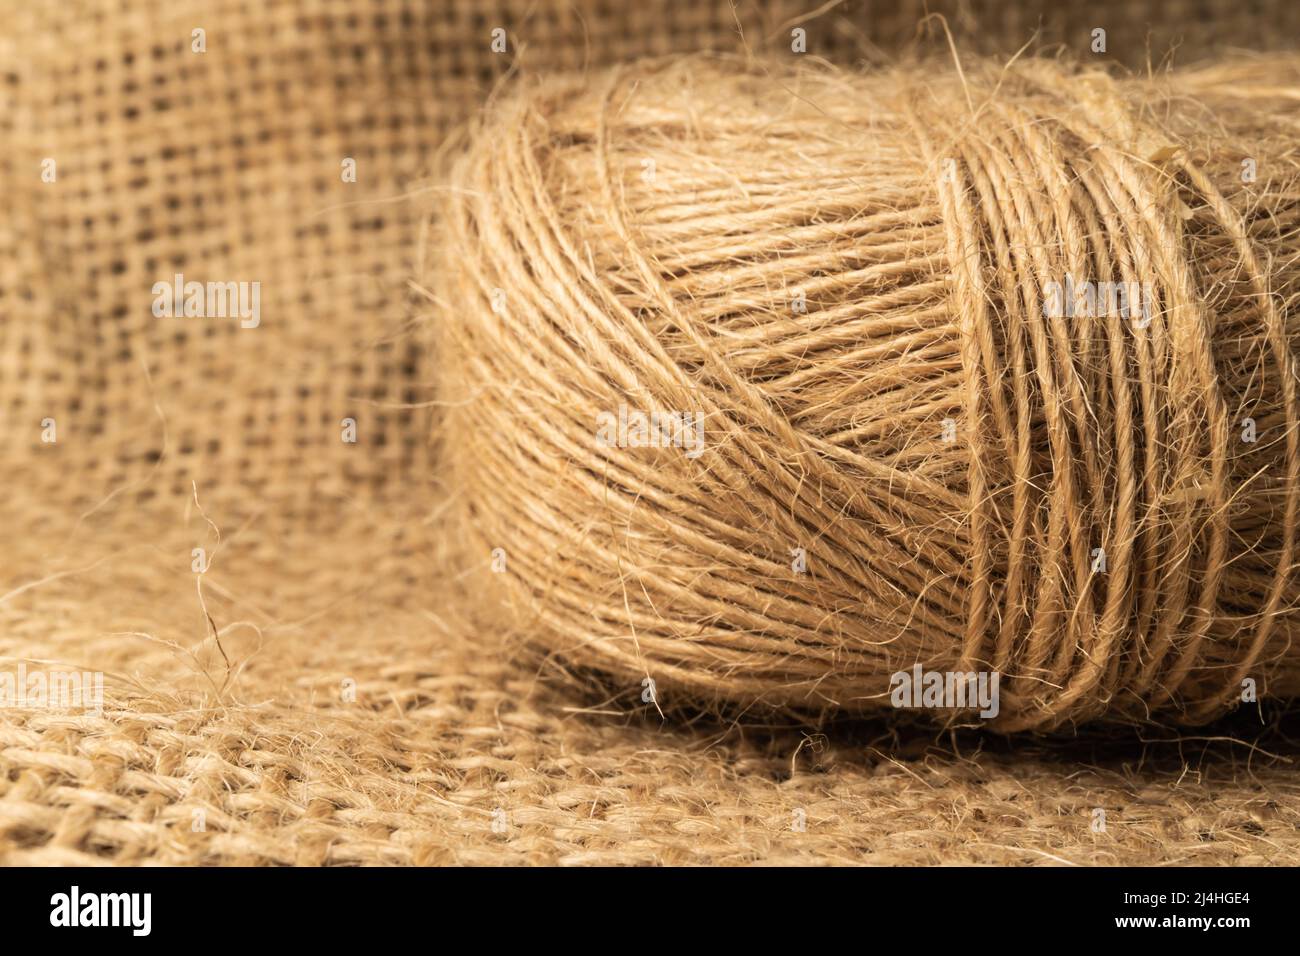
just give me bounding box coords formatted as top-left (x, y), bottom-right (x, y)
top-left (5, 0), bottom-right (1300, 866)
top-left (436, 55), bottom-right (1300, 732)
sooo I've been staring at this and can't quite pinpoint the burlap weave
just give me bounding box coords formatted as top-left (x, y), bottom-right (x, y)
top-left (3, 0), bottom-right (1300, 865)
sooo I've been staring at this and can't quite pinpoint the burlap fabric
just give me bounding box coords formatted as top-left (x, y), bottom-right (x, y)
top-left (3, 0), bottom-right (1299, 865)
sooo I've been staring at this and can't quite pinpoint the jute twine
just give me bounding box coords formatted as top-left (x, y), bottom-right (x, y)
top-left (434, 55), bottom-right (1300, 732)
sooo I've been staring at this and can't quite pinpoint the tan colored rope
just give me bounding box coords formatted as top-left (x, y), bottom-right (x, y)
top-left (435, 55), bottom-right (1300, 730)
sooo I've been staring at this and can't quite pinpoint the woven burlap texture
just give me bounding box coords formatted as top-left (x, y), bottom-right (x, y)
top-left (3, 0), bottom-right (1300, 865)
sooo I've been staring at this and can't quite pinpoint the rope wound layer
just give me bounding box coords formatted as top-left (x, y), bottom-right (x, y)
top-left (434, 55), bottom-right (1300, 731)
top-left (909, 61), bottom-right (1300, 729)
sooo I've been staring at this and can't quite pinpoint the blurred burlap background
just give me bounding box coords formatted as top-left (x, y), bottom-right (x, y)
top-left (3, 0), bottom-right (1300, 865)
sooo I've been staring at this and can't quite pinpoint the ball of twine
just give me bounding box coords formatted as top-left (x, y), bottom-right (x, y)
top-left (432, 54), bottom-right (1300, 731)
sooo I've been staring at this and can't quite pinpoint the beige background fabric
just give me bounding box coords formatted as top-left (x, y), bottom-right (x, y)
top-left (2, 0), bottom-right (1299, 865)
